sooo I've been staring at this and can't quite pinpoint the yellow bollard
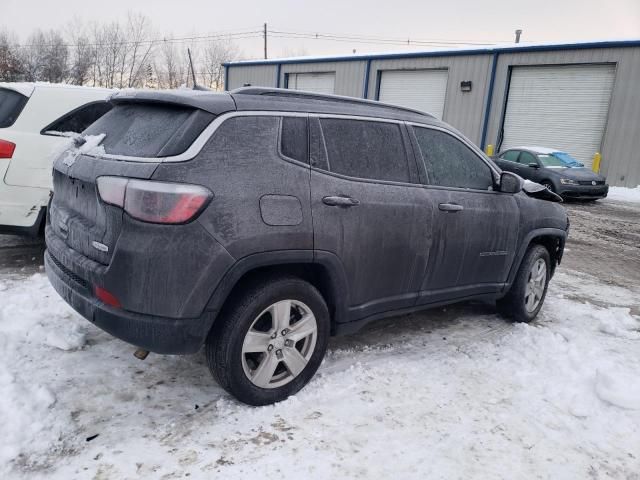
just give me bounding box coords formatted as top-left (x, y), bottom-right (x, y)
top-left (592, 152), bottom-right (601, 173)
top-left (485, 144), bottom-right (495, 156)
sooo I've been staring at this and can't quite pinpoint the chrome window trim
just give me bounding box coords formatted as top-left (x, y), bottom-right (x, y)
top-left (82, 110), bottom-right (310, 163)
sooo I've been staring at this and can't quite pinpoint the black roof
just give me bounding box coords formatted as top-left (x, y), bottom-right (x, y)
top-left (110, 87), bottom-right (440, 124)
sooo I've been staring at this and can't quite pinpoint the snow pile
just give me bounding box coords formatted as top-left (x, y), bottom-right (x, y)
top-left (607, 185), bottom-right (640, 203)
top-left (1, 270), bottom-right (639, 478)
top-left (55, 134), bottom-right (107, 167)
top-left (0, 275), bottom-right (87, 473)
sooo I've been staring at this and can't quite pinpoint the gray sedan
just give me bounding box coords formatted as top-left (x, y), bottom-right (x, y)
top-left (493, 146), bottom-right (608, 200)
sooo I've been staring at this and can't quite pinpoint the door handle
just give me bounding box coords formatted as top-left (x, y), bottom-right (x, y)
top-left (322, 196), bottom-right (360, 207)
top-left (438, 203), bottom-right (464, 212)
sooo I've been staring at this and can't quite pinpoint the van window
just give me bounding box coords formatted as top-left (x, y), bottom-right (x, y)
top-left (43, 102), bottom-right (112, 135)
top-left (0, 88), bottom-right (28, 128)
top-left (83, 103), bottom-right (214, 157)
top-left (280, 116), bottom-right (308, 163)
top-left (319, 118), bottom-right (409, 182)
top-left (413, 126), bottom-right (493, 190)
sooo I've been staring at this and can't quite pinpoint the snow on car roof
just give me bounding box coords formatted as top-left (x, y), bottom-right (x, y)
top-left (513, 146), bottom-right (564, 154)
top-left (0, 82), bottom-right (113, 98)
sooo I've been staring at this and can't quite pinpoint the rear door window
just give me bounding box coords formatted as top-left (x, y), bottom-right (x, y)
top-left (0, 88), bottom-right (28, 128)
top-left (280, 116), bottom-right (308, 163)
top-left (319, 118), bottom-right (410, 183)
top-left (43, 102), bottom-right (112, 135)
top-left (83, 103), bottom-right (214, 157)
top-left (412, 126), bottom-right (494, 190)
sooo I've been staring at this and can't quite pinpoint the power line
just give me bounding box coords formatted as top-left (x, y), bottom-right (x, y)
top-left (8, 25), bottom-right (514, 50)
top-left (268, 28), bottom-right (513, 47)
top-left (11, 29), bottom-right (264, 49)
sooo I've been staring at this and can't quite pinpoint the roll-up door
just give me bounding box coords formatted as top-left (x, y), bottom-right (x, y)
top-left (287, 72), bottom-right (336, 94)
top-left (378, 69), bottom-right (448, 119)
top-left (501, 64), bottom-right (615, 168)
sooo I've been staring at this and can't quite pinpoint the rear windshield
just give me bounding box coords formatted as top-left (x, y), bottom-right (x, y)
top-left (83, 103), bottom-right (214, 157)
top-left (0, 88), bottom-right (29, 128)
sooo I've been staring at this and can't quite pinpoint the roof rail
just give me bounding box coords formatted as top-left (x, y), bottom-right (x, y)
top-left (231, 87), bottom-right (435, 119)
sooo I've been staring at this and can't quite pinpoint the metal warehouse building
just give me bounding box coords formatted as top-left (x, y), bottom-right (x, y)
top-left (224, 40), bottom-right (640, 187)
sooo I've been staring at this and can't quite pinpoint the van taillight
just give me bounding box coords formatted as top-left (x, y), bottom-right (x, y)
top-left (0, 139), bottom-right (15, 159)
top-left (96, 177), bottom-right (212, 224)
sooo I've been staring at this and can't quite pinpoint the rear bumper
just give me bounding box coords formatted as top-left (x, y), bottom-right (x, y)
top-left (558, 184), bottom-right (608, 199)
top-left (45, 249), bottom-right (212, 354)
top-left (0, 206), bottom-right (46, 236)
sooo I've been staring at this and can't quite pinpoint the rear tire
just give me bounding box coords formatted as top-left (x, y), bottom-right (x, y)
top-left (205, 275), bottom-right (330, 406)
top-left (497, 245), bottom-right (551, 323)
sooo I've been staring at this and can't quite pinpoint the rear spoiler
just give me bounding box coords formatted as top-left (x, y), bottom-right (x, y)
top-left (109, 90), bottom-right (236, 116)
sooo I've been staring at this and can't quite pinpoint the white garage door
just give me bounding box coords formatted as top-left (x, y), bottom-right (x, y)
top-left (287, 72), bottom-right (336, 94)
top-left (378, 69), bottom-right (448, 119)
top-left (501, 64), bottom-right (615, 168)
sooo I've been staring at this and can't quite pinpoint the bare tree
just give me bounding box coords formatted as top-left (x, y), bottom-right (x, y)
top-left (200, 39), bottom-right (238, 90)
top-left (0, 30), bottom-right (22, 81)
top-left (66, 19), bottom-right (94, 85)
top-left (40, 30), bottom-right (68, 83)
top-left (17, 30), bottom-right (46, 81)
top-left (124, 13), bottom-right (154, 87)
top-left (155, 38), bottom-right (188, 89)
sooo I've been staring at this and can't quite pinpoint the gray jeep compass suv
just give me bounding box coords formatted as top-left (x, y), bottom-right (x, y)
top-left (45, 87), bottom-right (569, 405)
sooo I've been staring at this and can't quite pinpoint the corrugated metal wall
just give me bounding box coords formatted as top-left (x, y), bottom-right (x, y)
top-left (280, 61), bottom-right (367, 98)
top-left (485, 47), bottom-right (640, 187)
top-left (225, 45), bottom-right (640, 187)
top-left (227, 64), bottom-right (278, 89)
top-left (368, 55), bottom-right (493, 144)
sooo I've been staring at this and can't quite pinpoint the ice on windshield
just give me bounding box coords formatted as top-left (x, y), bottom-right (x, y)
top-left (538, 152), bottom-right (583, 168)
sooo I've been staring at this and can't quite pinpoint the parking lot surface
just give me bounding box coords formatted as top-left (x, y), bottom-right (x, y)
top-left (1, 197), bottom-right (639, 479)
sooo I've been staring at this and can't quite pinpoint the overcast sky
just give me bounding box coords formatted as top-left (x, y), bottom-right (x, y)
top-left (3, 0), bottom-right (639, 59)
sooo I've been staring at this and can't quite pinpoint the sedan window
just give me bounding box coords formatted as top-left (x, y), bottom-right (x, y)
top-left (538, 154), bottom-right (567, 167)
top-left (519, 151), bottom-right (538, 166)
top-left (500, 150), bottom-right (520, 162)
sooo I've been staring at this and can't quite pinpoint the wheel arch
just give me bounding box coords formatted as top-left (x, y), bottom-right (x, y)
top-left (205, 250), bottom-right (349, 337)
top-left (505, 228), bottom-right (567, 289)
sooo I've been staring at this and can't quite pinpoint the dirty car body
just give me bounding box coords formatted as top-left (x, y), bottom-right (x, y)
top-left (45, 88), bottom-right (569, 405)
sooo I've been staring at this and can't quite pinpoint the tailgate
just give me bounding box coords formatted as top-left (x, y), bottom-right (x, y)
top-left (50, 153), bottom-right (159, 264)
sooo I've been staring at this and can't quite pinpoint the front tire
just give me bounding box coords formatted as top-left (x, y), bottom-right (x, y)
top-left (205, 276), bottom-right (330, 406)
top-left (497, 245), bottom-right (551, 323)
top-left (541, 181), bottom-right (555, 193)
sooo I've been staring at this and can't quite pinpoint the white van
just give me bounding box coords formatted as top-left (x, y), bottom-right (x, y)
top-left (0, 83), bottom-right (113, 235)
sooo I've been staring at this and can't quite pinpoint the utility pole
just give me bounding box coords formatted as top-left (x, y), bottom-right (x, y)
top-left (515, 29), bottom-right (522, 43)
top-left (264, 23), bottom-right (268, 59)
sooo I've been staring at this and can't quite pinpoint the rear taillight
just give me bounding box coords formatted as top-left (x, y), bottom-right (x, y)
top-left (96, 177), bottom-right (212, 224)
top-left (0, 139), bottom-right (16, 159)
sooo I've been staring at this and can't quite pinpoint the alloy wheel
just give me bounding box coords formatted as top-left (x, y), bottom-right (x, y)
top-left (524, 258), bottom-right (547, 313)
top-left (241, 300), bottom-right (318, 389)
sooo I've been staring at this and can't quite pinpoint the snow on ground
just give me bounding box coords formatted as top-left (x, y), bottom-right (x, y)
top-left (1, 269), bottom-right (639, 479)
top-left (606, 186), bottom-right (640, 204)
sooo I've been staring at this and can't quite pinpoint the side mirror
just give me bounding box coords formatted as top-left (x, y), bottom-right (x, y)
top-left (499, 171), bottom-right (523, 194)
top-left (528, 163), bottom-right (540, 169)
